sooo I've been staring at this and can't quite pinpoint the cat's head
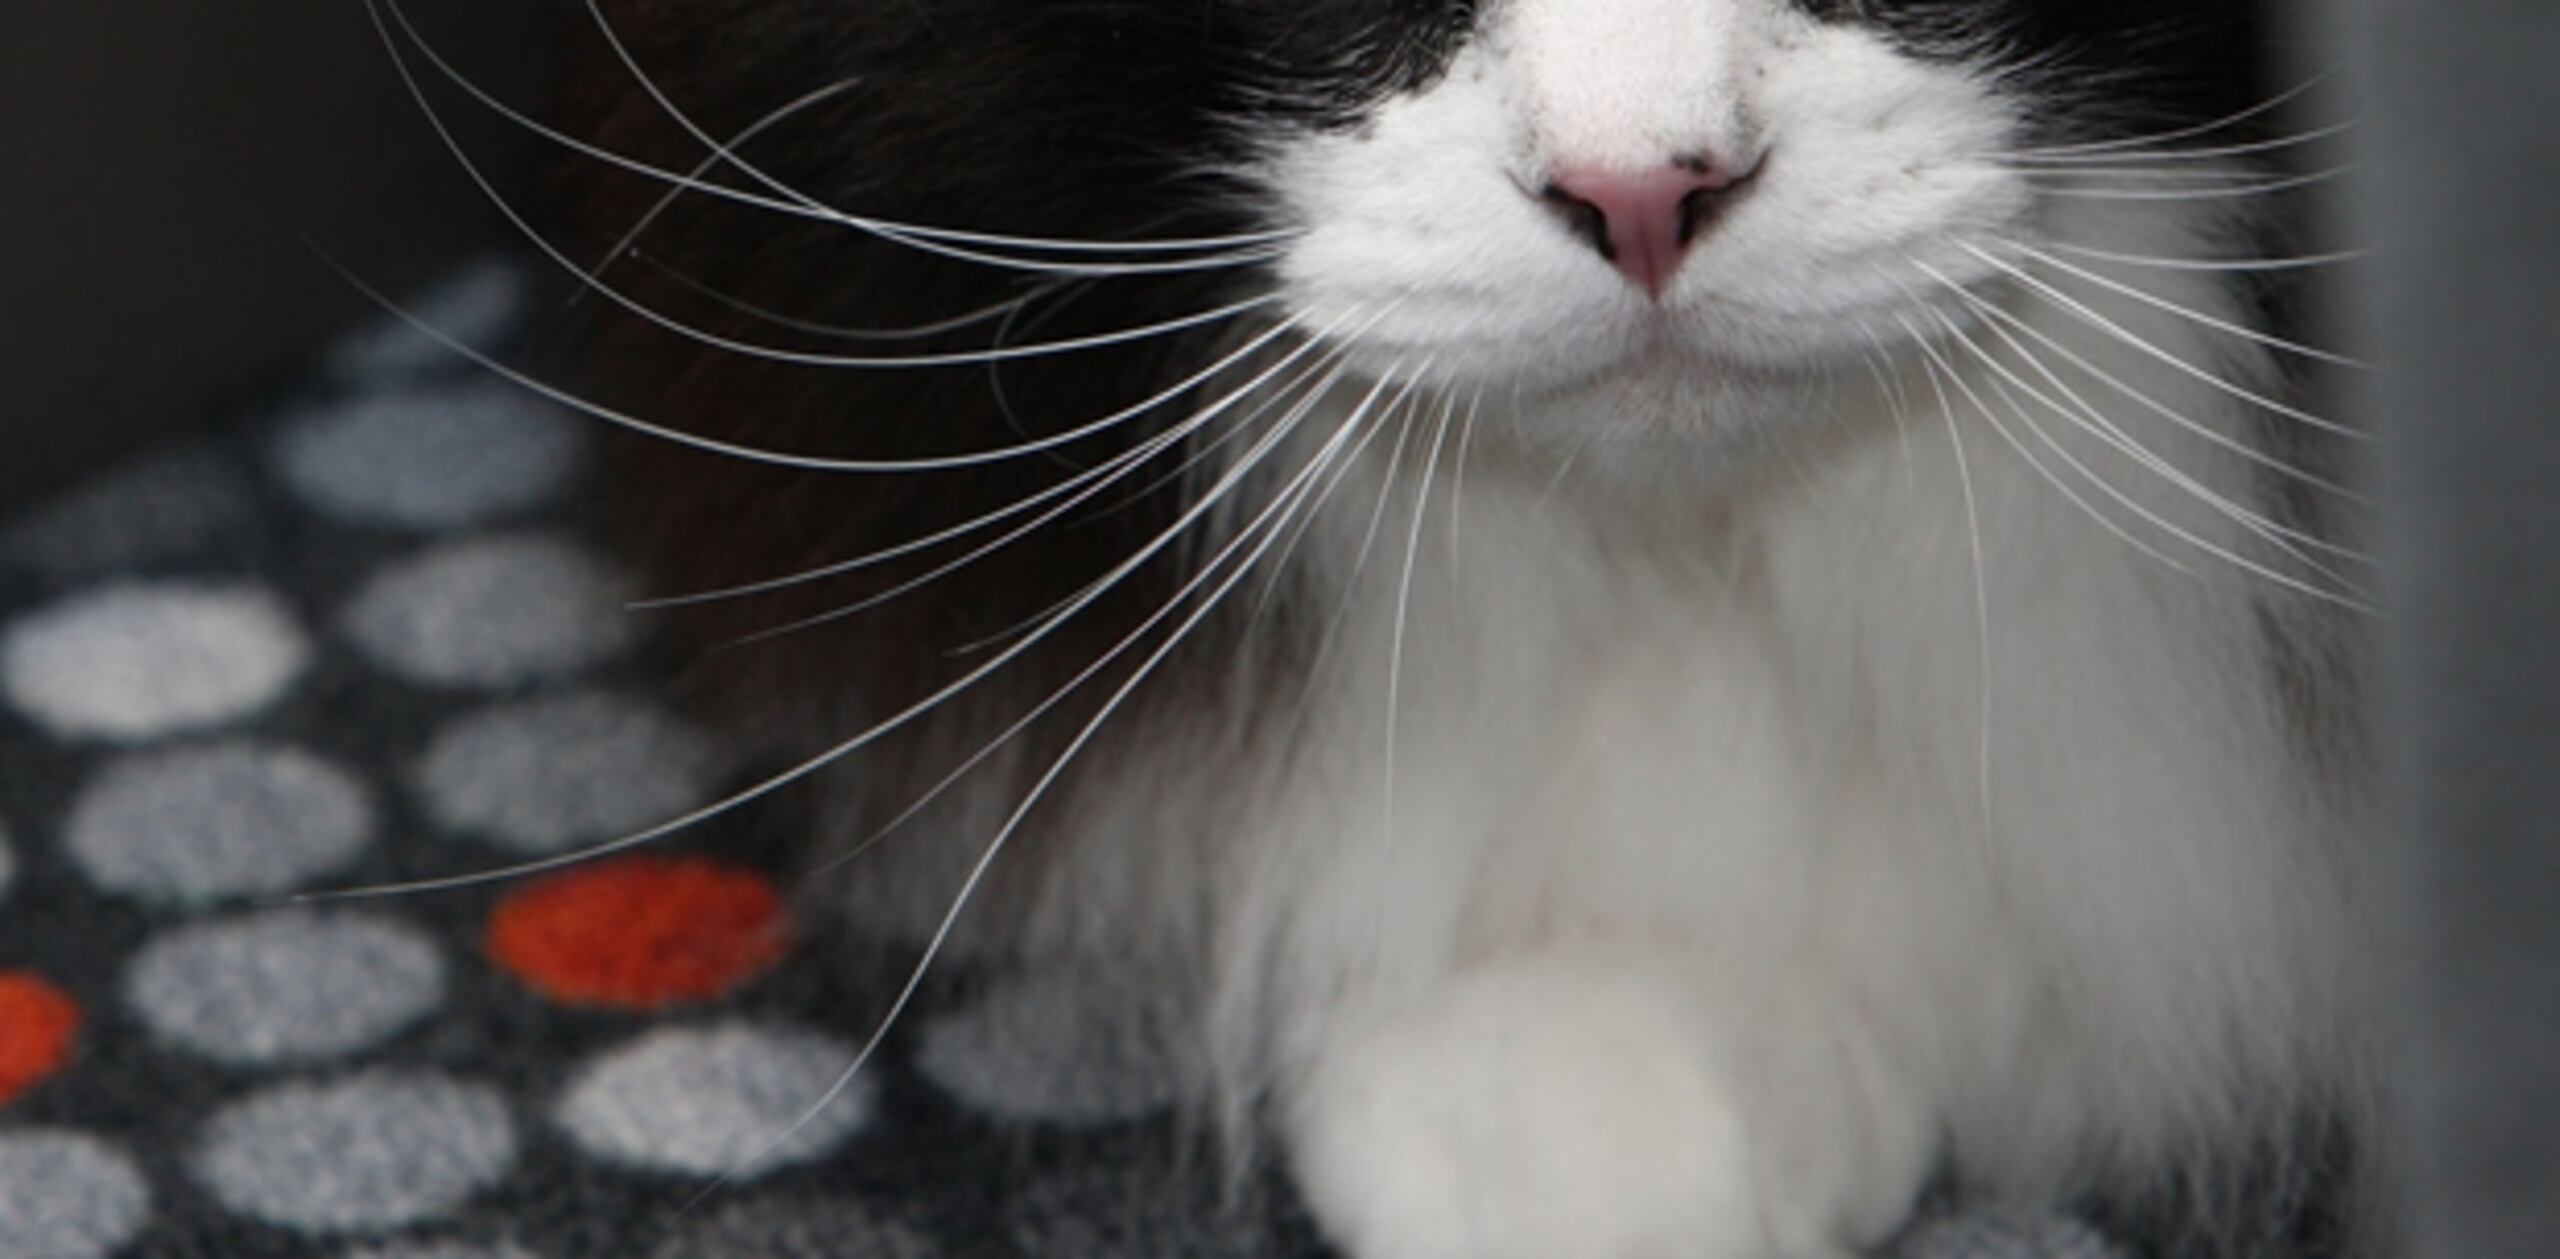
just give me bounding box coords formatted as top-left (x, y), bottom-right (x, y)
top-left (1233, 0), bottom-right (2283, 444)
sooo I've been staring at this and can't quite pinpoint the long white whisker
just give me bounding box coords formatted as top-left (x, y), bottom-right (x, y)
top-left (370, 0), bottom-right (1293, 270)
top-left (2026, 239), bottom-right (2367, 276)
top-left (2006, 243), bottom-right (2367, 369)
top-left (1894, 312), bottom-right (2197, 581)
top-left (1079, 339), bottom-right (1367, 529)
top-left (1917, 259), bottom-right (2370, 505)
top-left (636, 250), bottom-right (1058, 342)
top-left (1447, 386), bottom-right (1484, 563)
top-left (690, 364), bottom-right (1405, 1209)
top-left (299, 335), bottom-right (1391, 901)
top-left (814, 362), bottom-right (1389, 875)
top-left (937, 343), bottom-right (1367, 660)
top-left (628, 323), bottom-right (1334, 612)
top-left (1930, 288), bottom-right (2373, 599)
top-left (578, 0), bottom-right (1288, 272)
top-left (2018, 164), bottom-right (2351, 203)
top-left (2002, 72), bottom-right (2334, 159)
top-left (1384, 380), bottom-right (1457, 849)
top-left (1913, 306), bottom-right (2368, 610)
top-left (589, 76), bottom-right (861, 289)
top-left (325, 266), bottom-right (1326, 473)
top-left (1263, 373), bottom-right (1434, 746)
top-left (716, 329), bottom-right (1367, 647)
top-left (372, 0), bottom-right (1286, 374)
top-left (2006, 119), bottom-right (2356, 167)
top-left (1908, 340), bottom-right (1994, 822)
top-left (1959, 241), bottom-right (2362, 440)
top-left (1943, 292), bottom-right (2373, 575)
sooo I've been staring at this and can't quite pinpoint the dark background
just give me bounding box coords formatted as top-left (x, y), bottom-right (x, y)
top-left (4, 3), bottom-right (2557, 1255)
top-left (0, 0), bottom-right (541, 503)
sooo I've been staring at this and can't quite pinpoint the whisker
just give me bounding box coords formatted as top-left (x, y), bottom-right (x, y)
top-left (1917, 258), bottom-right (2371, 505)
top-left (1928, 282), bottom-right (2373, 592)
top-left (692, 362), bottom-right (1407, 1208)
top-left (1446, 386), bottom-right (1484, 563)
top-left (1912, 305), bottom-right (2370, 610)
top-left (1862, 335), bottom-right (1919, 488)
top-left (588, 76), bottom-right (863, 290)
top-left (814, 362), bottom-right (1396, 876)
top-left (1957, 242), bottom-right (2363, 440)
top-left (1073, 339), bottom-right (1367, 529)
top-left (940, 349), bottom-right (1368, 661)
top-left (2025, 240), bottom-right (2367, 276)
top-left (2005, 242), bottom-right (2367, 369)
top-left (578, 0), bottom-right (1291, 269)
top-left (1384, 379), bottom-right (1458, 847)
top-left (371, 0), bottom-right (1294, 272)
top-left (2005, 119), bottom-right (2357, 168)
top-left (2002, 71), bottom-right (2335, 160)
top-left (1907, 337), bottom-right (1994, 821)
top-left (632, 313), bottom-right (1371, 612)
top-left (323, 264), bottom-right (1328, 474)
top-left (634, 252), bottom-right (1062, 342)
top-left (375, 0), bottom-right (1290, 377)
top-left (713, 332), bottom-right (1366, 647)
top-left (2017, 164), bottom-right (2352, 203)
top-left (1894, 312), bottom-right (2198, 581)
top-left (297, 338), bottom-right (1398, 903)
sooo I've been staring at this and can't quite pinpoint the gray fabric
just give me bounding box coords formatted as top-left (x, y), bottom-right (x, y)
top-left (2362, 6), bottom-right (2560, 1258)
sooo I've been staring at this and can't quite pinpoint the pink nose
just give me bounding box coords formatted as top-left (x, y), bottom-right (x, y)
top-left (1540, 162), bottom-right (1754, 299)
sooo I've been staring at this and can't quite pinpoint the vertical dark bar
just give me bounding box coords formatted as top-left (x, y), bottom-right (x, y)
top-left (2362, 4), bottom-right (2560, 1255)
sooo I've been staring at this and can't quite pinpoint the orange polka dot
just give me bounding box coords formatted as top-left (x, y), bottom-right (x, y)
top-left (488, 857), bottom-right (788, 1009)
top-left (0, 972), bottom-right (79, 1105)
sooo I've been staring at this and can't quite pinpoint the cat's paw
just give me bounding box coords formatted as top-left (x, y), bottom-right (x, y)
top-left (1287, 959), bottom-right (1858, 1259)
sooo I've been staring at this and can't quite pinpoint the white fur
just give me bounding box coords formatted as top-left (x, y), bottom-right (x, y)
top-left (1034, 4), bottom-right (2363, 1256)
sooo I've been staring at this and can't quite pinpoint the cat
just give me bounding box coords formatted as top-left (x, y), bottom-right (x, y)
top-left (510, 0), bottom-right (2377, 1253)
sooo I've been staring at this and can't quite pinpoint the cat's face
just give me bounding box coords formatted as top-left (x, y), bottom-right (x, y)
top-left (1229, 0), bottom-right (2269, 449)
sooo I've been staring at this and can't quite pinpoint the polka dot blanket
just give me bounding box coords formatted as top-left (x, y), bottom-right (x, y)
top-left (0, 262), bottom-right (2140, 1259)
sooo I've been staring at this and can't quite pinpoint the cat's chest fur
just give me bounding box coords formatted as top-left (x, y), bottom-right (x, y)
top-left (1161, 292), bottom-right (2356, 1208)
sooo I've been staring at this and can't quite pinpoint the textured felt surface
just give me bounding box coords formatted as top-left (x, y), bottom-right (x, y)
top-left (0, 263), bottom-right (2138, 1259)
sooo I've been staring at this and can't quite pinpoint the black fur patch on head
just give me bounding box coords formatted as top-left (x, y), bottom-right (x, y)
top-left (1799, 0), bottom-right (2279, 145)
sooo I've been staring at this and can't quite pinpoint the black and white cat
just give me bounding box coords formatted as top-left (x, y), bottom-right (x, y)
top-left (530, 0), bottom-right (2375, 1254)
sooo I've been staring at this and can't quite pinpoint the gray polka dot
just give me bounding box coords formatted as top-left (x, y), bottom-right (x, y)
top-left (66, 740), bottom-right (372, 903)
top-left (1891, 1213), bottom-right (2133, 1259)
top-left (419, 691), bottom-right (717, 854)
top-left (914, 970), bottom-right (1183, 1125)
top-left (556, 1023), bottom-right (875, 1178)
top-left (345, 535), bottom-right (632, 689)
top-left (275, 379), bottom-right (584, 530)
top-left (0, 1131), bottom-right (150, 1259)
top-left (3, 583), bottom-right (308, 741)
top-left (646, 1198), bottom-right (933, 1259)
top-left (194, 1070), bottom-right (516, 1233)
top-left (328, 259), bottom-right (530, 384)
top-left (128, 910), bottom-right (444, 1065)
top-left (1, 448), bottom-right (254, 577)
top-left (1008, 1164), bottom-right (1267, 1259)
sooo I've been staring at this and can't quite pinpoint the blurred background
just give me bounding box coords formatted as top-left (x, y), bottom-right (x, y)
top-left (2, 2), bottom-right (2555, 1254)
top-left (0, 0), bottom-right (543, 503)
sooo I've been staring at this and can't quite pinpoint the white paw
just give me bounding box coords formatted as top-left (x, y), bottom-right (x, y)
top-left (1288, 958), bottom-right (1864, 1259)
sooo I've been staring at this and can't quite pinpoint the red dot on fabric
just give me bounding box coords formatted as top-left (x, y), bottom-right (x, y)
top-left (488, 857), bottom-right (789, 1009)
top-left (0, 972), bottom-right (79, 1105)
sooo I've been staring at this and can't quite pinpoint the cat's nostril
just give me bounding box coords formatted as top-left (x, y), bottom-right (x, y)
top-left (1538, 183), bottom-right (1617, 262)
top-left (1538, 158), bottom-right (1761, 299)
